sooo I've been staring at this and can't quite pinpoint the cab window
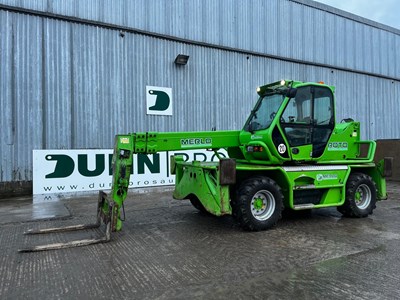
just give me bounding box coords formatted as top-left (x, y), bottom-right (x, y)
top-left (280, 86), bottom-right (334, 151)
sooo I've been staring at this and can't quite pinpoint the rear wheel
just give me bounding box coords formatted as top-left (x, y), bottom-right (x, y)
top-left (338, 172), bottom-right (377, 217)
top-left (234, 176), bottom-right (283, 231)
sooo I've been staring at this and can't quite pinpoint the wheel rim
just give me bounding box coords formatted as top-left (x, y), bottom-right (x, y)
top-left (250, 190), bottom-right (276, 221)
top-left (355, 184), bottom-right (372, 209)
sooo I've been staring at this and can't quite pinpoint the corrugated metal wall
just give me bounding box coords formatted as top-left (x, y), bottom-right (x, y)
top-left (1, 0), bottom-right (399, 78)
top-left (0, 0), bottom-right (399, 183)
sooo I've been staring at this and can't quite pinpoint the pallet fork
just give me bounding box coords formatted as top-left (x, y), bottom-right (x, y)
top-left (19, 191), bottom-right (118, 252)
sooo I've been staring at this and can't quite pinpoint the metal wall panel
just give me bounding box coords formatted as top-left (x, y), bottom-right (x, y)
top-left (44, 19), bottom-right (72, 149)
top-left (0, 2), bottom-right (399, 183)
top-left (1, 0), bottom-right (399, 79)
top-left (10, 13), bottom-right (44, 181)
top-left (0, 10), bottom-right (14, 182)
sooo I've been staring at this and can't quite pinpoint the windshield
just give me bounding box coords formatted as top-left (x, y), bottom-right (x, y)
top-left (245, 93), bottom-right (285, 131)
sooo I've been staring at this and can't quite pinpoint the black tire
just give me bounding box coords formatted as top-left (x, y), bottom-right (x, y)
top-left (188, 195), bottom-right (209, 214)
top-left (337, 172), bottom-right (377, 218)
top-left (234, 176), bottom-right (284, 231)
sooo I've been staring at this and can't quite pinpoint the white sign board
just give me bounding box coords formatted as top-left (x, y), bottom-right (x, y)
top-left (33, 149), bottom-right (227, 195)
top-left (146, 86), bottom-right (173, 115)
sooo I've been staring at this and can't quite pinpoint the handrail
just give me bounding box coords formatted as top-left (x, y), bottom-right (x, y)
top-left (354, 140), bottom-right (376, 163)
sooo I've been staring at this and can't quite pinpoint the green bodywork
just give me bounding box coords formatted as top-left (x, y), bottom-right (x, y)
top-left (105, 80), bottom-right (388, 231)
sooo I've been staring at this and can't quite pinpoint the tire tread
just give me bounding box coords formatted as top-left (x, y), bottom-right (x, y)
top-left (338, 172), bottom-right (377, 218)
top-left (234, 176), bottom-right (284, 231)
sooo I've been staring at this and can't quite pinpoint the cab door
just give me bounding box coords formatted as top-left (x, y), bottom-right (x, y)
top-left (279, 86), bottom-right (334, 161)
top-left (311, 87), bottom-right (335, 158)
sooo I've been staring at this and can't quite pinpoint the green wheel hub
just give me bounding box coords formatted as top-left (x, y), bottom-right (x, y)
top-left (253, 198), bottom-right (264, 210)
top-left (250, 190), bottom-right (276, 221)
top-left (355, 183), bottom-right (372, 209)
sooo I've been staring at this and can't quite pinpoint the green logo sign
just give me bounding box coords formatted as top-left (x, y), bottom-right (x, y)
top-left (45, 153), bottom-right (160, 178)
top-left (181, 138), bottom-right (212, 148)
top-left (146, 86), bottom-right (173, 115)
top-left (148, 90), bottom-right (169, 111)
top-left (327, 142), bottom-right (348, 151)
top-left (316, 174), bottom-right (338, 181)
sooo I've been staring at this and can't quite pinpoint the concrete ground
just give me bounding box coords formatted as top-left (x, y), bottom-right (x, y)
top-left (1, 183), bottom-right (400, 300)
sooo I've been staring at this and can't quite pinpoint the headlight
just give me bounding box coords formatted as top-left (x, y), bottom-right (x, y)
top-left (280, 79), bottom-right (286, 86)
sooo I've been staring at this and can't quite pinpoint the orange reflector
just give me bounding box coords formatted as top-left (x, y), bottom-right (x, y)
top-left (318, 81), bottom-right (324, 84)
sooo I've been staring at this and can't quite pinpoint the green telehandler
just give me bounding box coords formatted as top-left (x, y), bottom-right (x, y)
top-left (20, 80), bottom-right (392, 252)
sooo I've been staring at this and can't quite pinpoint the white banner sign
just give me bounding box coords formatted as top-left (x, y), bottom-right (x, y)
top-left (33, 149), bottom-right (227, 195)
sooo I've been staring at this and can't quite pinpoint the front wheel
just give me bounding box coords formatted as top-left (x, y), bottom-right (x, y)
top-left (188, 195), bottom-right (209, 214)
top-left (337, 173), bottom-right (377, 217)
top-left (234, 176), bottom-right (284, 231)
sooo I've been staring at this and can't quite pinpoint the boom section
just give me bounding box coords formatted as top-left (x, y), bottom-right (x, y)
top-left (109, 130), bottom-right (240, 228)
top-left (127, 130), bottom-right (241, 153)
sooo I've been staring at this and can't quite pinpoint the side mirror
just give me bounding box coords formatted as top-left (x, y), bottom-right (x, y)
top-left (286, 88), bottom-right (297, 98)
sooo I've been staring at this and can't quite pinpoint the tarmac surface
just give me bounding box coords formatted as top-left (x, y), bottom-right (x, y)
top-left (1, 183), bottom-right (400, 299)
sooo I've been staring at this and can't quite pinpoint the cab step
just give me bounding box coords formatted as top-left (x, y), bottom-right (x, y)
top-left (293, 204), bottom-right (315, 210)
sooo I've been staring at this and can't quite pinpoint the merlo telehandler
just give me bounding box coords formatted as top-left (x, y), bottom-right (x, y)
top-left (20, 80), bottom-right (391, 252)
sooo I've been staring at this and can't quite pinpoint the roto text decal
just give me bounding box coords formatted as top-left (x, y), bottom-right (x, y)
top-left (33, 149), bottom-right (226, 195)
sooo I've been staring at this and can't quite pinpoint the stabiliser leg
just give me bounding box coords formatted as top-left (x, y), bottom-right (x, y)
top-left (19, 191), bottom-right (118, 253)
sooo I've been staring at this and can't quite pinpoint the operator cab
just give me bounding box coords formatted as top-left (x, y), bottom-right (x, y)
top-left (244, 80), bottom-right (335, 162)
top-left (280, 84), bottom-right (334, 158)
